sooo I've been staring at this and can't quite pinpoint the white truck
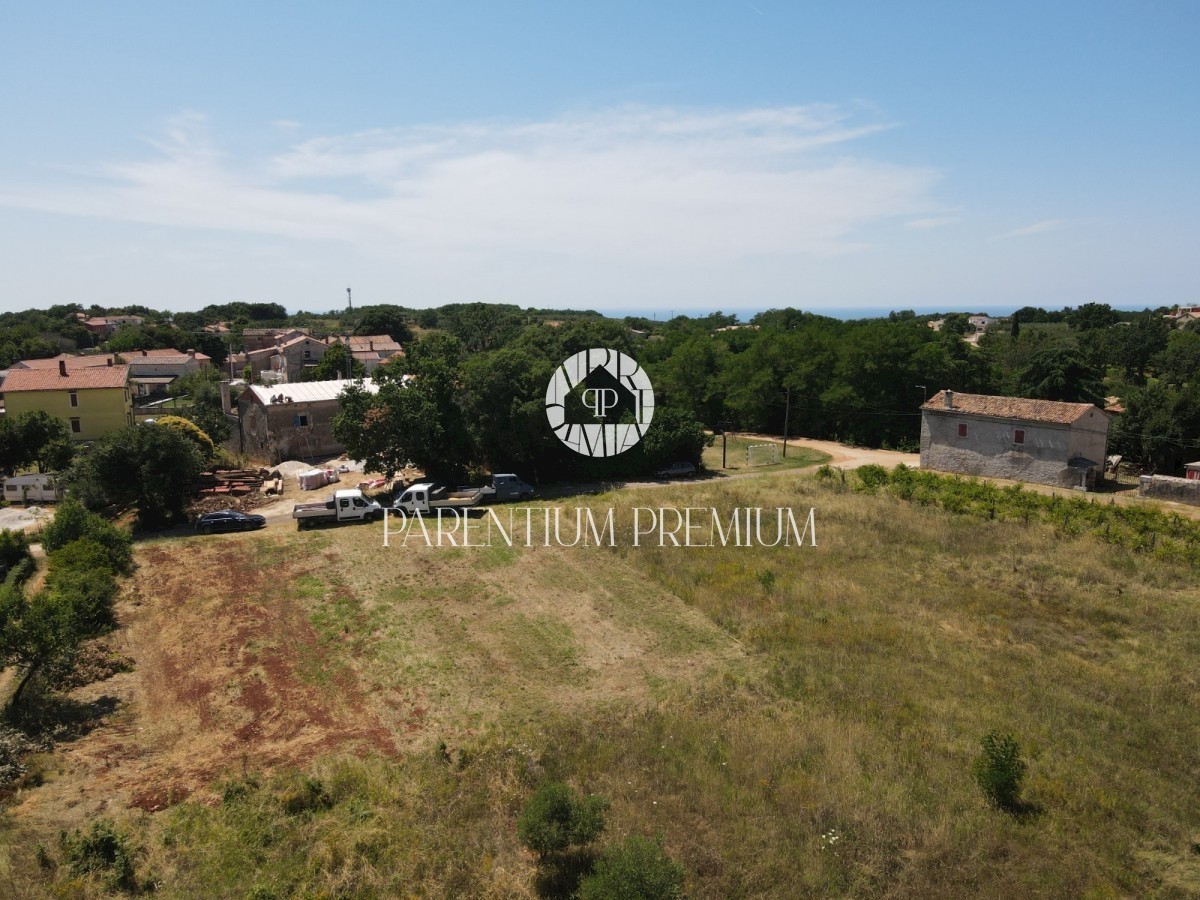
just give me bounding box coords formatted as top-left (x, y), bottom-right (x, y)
top-left (293, 488), bottom-right (384, 529)
top-left (392, 482), bottom-right (486, 515)
top-left (480, 474), bottom-right (536, 503)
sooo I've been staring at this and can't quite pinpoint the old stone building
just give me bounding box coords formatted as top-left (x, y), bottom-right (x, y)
top-left (236, 379), bottom-right (378, 464)
top-left (920, 390), bottom-right (1112, 489)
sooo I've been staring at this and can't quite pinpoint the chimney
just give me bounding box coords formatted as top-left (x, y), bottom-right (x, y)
top-left (58, 359), bottom-right (68, 377)
top-left (107, 357), bottom-right (113, 366)
top-left (187, 349), bottom-right (195, 357)
top-left (943, 390), bottom-right (954, 409)
top-left (141, 349), bottom-right (148, 356)
top-left (369, 340), bottom-right (374, 352)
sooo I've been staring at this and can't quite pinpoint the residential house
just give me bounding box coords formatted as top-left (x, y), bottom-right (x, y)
top-left (236, 379), bottom-right (378, 463)
top-left (15, 350), bottom-right (211, 400)
top-left (920, 390), bottom-right (1112, 489)
top-left (328, 334), bottom-right (405, 374)
top-left (968, 315), bottom-right (995, 332)
top-left (241, 327), bottom-right (310, 352)
top-left (82, 315), bottom-right (145, 337)
top-left (1, 360), bottom-right (132, 440)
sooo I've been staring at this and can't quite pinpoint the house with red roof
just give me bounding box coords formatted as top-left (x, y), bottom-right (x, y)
top-left (920, 390), bottom-right (1113, 489)
top-left (1, 360), bottom-right (132, 440)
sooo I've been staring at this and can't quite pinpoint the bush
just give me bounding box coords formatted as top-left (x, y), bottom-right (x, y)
top-left (517, 781), bottom-right (608, 858)
top-left (155, 415), bottom-right (216, 460)
top-left (973, 730), bottom-right (1027, 810)
top-left (38, 500), bottom-right (133, 575)
top-left (0, 528), bottom-right (31, 581)
top-left (58, 819), bottom-right (138, 891)
top-left (855, 464), bottom-right (890, 491)
top-left (578, 834), bottom-right (686, 900)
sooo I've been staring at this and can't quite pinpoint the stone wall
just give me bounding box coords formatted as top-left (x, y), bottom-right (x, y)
top-left (238, 397), bottom-right (346, 464)
top-left (1138, 475), bottom-right (1200, 506)
top-left (921, 413), bottom-right (1092, 488)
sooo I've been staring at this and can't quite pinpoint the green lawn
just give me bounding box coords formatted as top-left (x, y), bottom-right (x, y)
top-left (703, 433), bottom-right (830, 473)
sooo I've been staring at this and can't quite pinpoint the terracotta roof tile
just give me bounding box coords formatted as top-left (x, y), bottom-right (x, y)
top-left (921, 390), bottom-right (1100, 425)
top-left (2, 365), bottom-right (130, 392)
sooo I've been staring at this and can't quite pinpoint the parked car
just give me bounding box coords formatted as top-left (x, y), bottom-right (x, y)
top-left (655, 461), bottom-right (697, 479)
top-left (195, 509), bottom-right (267, 534)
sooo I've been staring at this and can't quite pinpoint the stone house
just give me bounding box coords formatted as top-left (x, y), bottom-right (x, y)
top-left (920, 390), bottom-right (1112, 489)
top-left (236, 379), bottom-right (378, 464)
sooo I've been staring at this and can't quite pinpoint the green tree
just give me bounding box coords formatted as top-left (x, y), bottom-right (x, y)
top-left (1110, 382), bottom-right (1200, 473)
top-left (66, 426), bottom-right (204, 527)
top-left (973, 731), bottom-right (1027, 811)
top-left (352, 305), bottom-right (413, 346)
top-left (333, 338), bottom-right (472, 481)
top-left (0, 410), bottom-right (74, 476)
top-left (1156, 329), bottom-right (1200, 387)
top-left (303, 342), bottom-right (365, 381)
top-left (1014, 346), bottom-right (1105, 405)
top-left (154, 415), bottom-right (216, 461)
top-left (517, 782), bottom-right (608, 859)
top-left (639, 406), bottom-right (713, 468)
top-left (1068, 302), bottom-right (1119, 331)
top-left (460, 347), bottom-right (557, 474)
top-left (941, 313), bottom-right (971, 336)
top-left (578, 835), bottom-right (686, 900)
top-left (39, 499), bottom-right (134, 574)
top-left (438, 302), bottom-right (524, 352)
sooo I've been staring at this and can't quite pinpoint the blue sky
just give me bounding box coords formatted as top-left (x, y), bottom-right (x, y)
top-left (0, 2), bottom-right (1196, 317)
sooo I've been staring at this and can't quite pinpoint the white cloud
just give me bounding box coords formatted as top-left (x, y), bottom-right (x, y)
top-left (995, 218), bottom-right (1065, 240)
top-left (906, 215), bottom-right (959, 229)
top-left (0, 105), bottom-right (943, 306)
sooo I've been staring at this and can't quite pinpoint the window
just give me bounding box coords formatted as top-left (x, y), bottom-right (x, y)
top-left (304, 347), bottom-right (312, 360)
top-left (295, 414), bottom-right (310, 427)
top-left (957, 423), bottom-right (967, 438)
top-left (1014, 429), bottom-right (1025, 445)
top-left (70, 418), bottom-right (81, 434)
top-left (69, 391), bottom-right (79, 408)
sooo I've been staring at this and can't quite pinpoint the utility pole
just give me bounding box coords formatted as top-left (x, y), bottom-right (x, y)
top-left (347, 286), bottom-right (352, 311)
top-left (782, 386), bottom-right (791, 459)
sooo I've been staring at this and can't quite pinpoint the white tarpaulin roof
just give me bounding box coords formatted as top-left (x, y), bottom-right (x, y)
top-left (247, 379), bottom-right (380, 405)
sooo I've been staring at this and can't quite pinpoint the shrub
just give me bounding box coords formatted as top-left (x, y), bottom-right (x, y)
top-left (155, 415), bottom-right (216, 460)
top-left (58, 819), bottom-right (138, 891)
top-left (973, 730), bottom-right (1027, 810)
top-left (855, 464), bottom-right (889, 491)
top-left (578, 834), bottom-right (686, 900)
top-left (39, 499), bottom-right (133, 575)
top-left (517, 781), bottom-right (608, 858)
top-left (0, 528), bottom-right (30, 580)
top-left (815, 464), bottom-right (836, 480)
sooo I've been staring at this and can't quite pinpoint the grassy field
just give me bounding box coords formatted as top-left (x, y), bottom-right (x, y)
top-left (3, 473), bottom-right (1200, 897)
top-left (702, 434), bottom-right (829, 473)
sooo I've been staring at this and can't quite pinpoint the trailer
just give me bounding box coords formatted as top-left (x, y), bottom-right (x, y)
top-left (393, 482), bottom-right (486, 515)
top-left (2, 474), bottom-right (64, 504)
top-left (293, 488), bottom-right (384, 529)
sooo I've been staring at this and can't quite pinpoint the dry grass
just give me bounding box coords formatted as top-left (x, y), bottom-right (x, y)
top-left (2, 477), bottom-right (1200, 897)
